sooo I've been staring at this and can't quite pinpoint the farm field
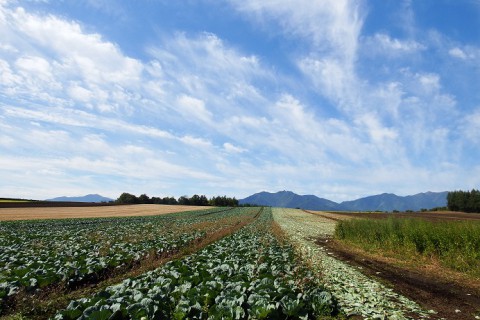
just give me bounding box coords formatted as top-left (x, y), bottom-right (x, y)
top-left (53, 208), bottom-right (337, 319)
top-left (0, 205), bottom-right (479, 319)
top-left (1, 206), bottom-right (340, 319)
top-left (319, 210), bottom-right (480, 222)
top-left (0, 204), bottom-right (210, 221)
top-left (0, 207), bottom-right (260, 316)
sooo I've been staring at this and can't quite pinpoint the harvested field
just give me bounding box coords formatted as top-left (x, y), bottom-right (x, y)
top-left (309, 210), bottom-right (480, 221)
top-left (0, 204), bottom-right (210, 221)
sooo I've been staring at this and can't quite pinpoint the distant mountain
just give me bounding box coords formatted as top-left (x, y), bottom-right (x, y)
top-left (239, 191), bottom-right (339, 210)
top-left (239, 191), bottom-right (448, 211)
top-left (338, 191), bottom-right (448, 211)
top-left (46, 194), bottom-right (113, 203)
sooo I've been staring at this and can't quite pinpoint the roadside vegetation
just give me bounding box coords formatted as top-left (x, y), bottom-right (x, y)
top-left (335, 218), bottom-right (480, 277)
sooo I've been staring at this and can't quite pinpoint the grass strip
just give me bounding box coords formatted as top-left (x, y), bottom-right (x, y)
top-left (335, 217), bottom-right (480, 277)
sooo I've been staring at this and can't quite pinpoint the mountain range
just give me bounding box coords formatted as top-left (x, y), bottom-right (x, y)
top-left (239, 190), bottom-right (448, 211)
top-left (46, 194), bottom-right (114, 203)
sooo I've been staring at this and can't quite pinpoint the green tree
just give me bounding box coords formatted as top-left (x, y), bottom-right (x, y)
top-left (138, 194), bottom-right (151, 204)
top-left (178, 196), bottom-right (190, 205)
top-left (447, 189), bottom-right (480, 213)
top-left (116, 192), bottom-right (138, 204)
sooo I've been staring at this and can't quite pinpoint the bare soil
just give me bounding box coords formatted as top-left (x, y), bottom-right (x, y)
top-left (0, 204), bottom-right (210, 221)
top-left (318, 210), bottom-right (480, 222)
top-left (318, 238), bottom-right (480, 320)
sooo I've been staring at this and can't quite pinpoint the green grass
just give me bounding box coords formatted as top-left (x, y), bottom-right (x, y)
top-left (335, 218), bottom-right (480, 277)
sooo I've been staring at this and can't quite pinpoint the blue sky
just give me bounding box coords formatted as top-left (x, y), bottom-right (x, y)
top-left (1, 0), bottom-right (479, 201)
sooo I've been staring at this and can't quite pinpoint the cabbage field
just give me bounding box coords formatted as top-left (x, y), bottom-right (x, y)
top-left (0, 206), bottom-right (442, 319)
top-left (0, 207), bottom-right (341, 319)
top-left (53, 208), bottom-right (336, 319)
top-left (0, 207), bottom-right (259, 317)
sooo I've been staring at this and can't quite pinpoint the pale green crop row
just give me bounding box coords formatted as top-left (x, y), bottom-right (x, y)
top-left (272, 208), bottom-right (434, 320)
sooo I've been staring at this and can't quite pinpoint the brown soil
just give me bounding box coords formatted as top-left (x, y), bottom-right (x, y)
top-left (317, 238), bottom-right (480, 320)
top-left (319, 210), bottom-right (480, 222)
top-left (0, 204), bottom-right (210, 221)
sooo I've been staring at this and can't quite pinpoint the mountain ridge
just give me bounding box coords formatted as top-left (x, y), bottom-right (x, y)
top-left (46, 194), bottom-right (114, 203)
top-left (239, 190), bottom-right (448, 211)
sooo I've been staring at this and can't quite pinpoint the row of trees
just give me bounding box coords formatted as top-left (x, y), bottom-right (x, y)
top-left (116, 193), bottom-right (239, 207)
top-left (447, 189), bottom-right (480, 213)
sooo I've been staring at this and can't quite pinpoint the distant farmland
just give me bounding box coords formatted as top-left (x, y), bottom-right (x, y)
top-left (0, 204), bottom-right (209, 221)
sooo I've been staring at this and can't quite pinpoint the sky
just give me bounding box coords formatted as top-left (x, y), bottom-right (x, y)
top-left (1, 0), bottom-right (480, 202)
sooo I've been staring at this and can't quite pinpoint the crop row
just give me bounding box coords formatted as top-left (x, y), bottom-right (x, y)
top-left (0, 207), bottom-right (256, 314)
top-left (272, 208), bottom-right (432, 320)
top-left (54, 207), bottom-right (338, 319)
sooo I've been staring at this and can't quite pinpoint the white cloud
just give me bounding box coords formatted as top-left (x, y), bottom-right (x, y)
top-left (9, 7), bottom-right (143, 85)
top-left (356, 113), bottom-right (398, 143)
top-left (15, 55), bottom-right (52, 76)
top-left (449, 47), bottom-right (468, 59)
top-left (0, 59), bottom-right (20, 86)
top-left (223, 142), bottom-right (246, 154)
top-left (176, 95), bottom-right (212, 123)
top-left (298, 57), bottom-right (359, 113)
top-left (365, 33), bottom-right (425, 56)
top-left (448, 45), bottom-right (479, 63)
top-left (0, 3), bottom-right (145, 115)
top-left (0, 134), bottom-right (14, 147)
top-left (67, 84), bottom-right (93, 103)
top-left (463, 109), bottom-right (480, 144)
top-left (0, 42), bottom-right (17, 53)
top-left (230, 0), bottom-right (363, 61)
top-left (178, 135), bottom-right (213, 149)
top-left (417, 73), bottom-right (440, 94)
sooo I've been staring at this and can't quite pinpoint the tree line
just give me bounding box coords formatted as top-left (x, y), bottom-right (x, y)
top-left (115, 192), bottom-right (240, 207)
top-left (447, 189), bottom-right (480, 213)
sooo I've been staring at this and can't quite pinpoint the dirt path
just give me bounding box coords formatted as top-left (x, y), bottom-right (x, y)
top-left (320, 238), bottom-right (480, 320)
